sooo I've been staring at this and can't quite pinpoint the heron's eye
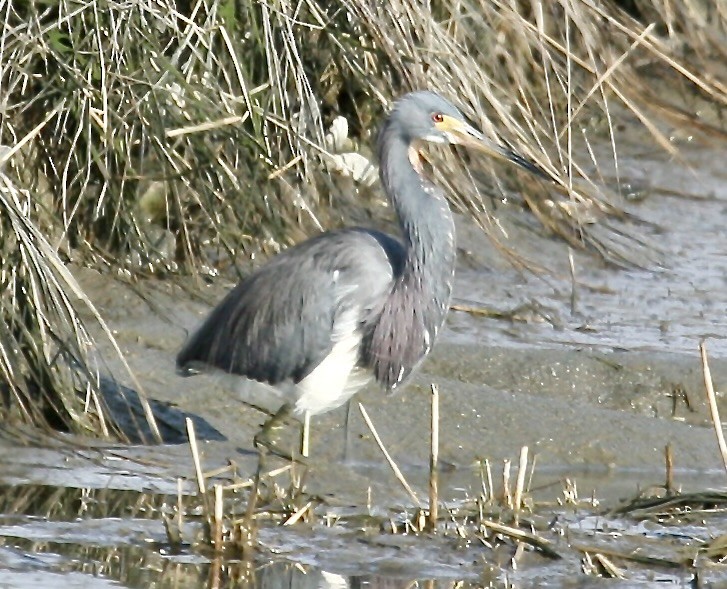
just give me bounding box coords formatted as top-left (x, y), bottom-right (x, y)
top-left (432, 113), bottom-right (444, 123)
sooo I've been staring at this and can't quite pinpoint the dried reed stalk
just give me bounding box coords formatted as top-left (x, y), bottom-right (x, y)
top-left (358, 403), bottom-right (421, 507)
top-left (699, 342), bottom-right (727, 479)
top-left (428, 384), bottom-right (440, 530)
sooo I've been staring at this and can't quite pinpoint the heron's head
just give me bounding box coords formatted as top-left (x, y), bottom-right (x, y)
top-left (389, 91), bottom-right (547, 177)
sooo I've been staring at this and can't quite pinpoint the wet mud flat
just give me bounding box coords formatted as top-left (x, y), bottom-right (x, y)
top-left (1, 145), bottom-right (727, 586)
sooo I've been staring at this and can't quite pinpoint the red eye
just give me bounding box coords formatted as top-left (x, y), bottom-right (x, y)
top-left (432, 113), bottom-right (444, 123)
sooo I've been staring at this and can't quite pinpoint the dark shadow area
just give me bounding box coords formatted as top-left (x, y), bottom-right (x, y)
top-left (99, 378), bottom-right (226, 444)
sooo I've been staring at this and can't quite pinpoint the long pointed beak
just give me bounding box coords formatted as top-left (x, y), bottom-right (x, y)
top-left (446, 120), bottom-right (550, 180)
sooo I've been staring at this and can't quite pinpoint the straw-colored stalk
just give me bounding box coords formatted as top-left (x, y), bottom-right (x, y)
top-left (513, 446), bottom-right (529, 524)
top-left (428, 384), bottom-right (440, 531)
top-left (699, 342), bottom-right (727, 479)
top-left (358, 403), bottom-right (421, 507)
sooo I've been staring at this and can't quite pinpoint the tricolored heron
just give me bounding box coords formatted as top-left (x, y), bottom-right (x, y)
top-left (177, 91), bottom-right (542, 457)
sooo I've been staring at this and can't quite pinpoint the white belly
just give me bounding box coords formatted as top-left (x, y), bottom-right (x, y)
top-left (294, 304), bottom-right (371, 415)
top-left (231, 306), bottom-right (372, 416)
top-left (233, 359), bottom-right (370, 417)
top-left (294, 336), bottom-right (371, 415)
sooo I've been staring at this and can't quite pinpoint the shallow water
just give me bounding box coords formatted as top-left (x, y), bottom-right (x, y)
top-left (2, 143), bottom-right (727, 585)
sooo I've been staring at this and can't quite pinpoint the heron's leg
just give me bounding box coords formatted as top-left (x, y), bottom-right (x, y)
top-left (342, 399), bottom-right (354, 462)
top-left (253, 403), bottom-right (304, 462)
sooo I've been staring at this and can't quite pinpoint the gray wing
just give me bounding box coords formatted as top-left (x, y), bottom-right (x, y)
top-left (177, 228), bottom-right (403, 386)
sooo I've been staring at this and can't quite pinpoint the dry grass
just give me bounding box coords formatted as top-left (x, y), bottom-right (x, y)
top-left (0, 171), bottom-right (117, 435)
top-left (0, 0), bottom-right (725, 433)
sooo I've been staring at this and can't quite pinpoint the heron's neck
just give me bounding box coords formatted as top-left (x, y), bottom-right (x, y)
top-left (368, 128), bottom-right (457, 390)
top-left (379, 135), bottom-right (457, 287)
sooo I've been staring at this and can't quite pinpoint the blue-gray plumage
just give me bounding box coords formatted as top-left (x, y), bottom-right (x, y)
top-left (177, 91), bottom-right (543, 421)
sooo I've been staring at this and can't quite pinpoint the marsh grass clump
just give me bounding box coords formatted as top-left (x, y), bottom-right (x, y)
top-left (0, 172), bottom-right (114, 435)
